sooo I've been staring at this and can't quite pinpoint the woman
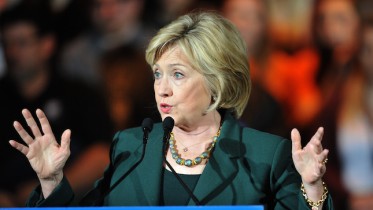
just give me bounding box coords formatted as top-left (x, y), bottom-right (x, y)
top-left (311, 0), bottom-right (361, 208)
top-left (222, 0), bottom-right (288, 137)
top-left (337, 20), bottom-right (373, 209)
top-left (9, 12), bottom-right (333, 209)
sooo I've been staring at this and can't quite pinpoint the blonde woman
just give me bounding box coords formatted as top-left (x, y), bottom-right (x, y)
top-left (10, 12), bottom-right (333, 209)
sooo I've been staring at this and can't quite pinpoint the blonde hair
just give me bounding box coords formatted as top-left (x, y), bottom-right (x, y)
top-left (145, 12), bottom-right (251, 118)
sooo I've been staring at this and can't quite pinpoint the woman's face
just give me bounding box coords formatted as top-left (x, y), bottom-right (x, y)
top-left (152, 46), bottom-right (212, 126)
top-left (316, 0), bottom-right (359, 49)
top-left (92, 0), bottom-right (143, 33)
top-left (223, 0), bottom-right (266, 55)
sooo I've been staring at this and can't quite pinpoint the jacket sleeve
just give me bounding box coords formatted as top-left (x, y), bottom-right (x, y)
top-left (270, 138), bottom-right (334, 210)
top-left (26, 176), bottom-right (74, 207)
top-left (25, 162), bottom-right (117, 207)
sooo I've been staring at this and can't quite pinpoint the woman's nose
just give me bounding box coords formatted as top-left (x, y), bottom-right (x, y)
top-left (157, 77), bottom-right (173, 97)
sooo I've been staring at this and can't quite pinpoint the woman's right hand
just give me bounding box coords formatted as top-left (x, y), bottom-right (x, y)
top-left (9, 109), bottom-right (71, 198)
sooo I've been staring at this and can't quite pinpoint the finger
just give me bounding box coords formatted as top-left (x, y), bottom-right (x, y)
top-left (317, 163), bottom-right (326, 176)
top-left (22, 109), bottom-right (42, 137)
top-left (318, 160), bottom-right (327, 174)
top-left (317, 149), bottom-right (329, 163)
top-left (291, 128), bottom-right (302, 154)
top-left (309, 141), bottom-right (323, 155)
top-left (13, 121), bottom-right (34, 145)
top-left (36, 109), bottom-right (54, 136)
top-left (310, 127), bottom-right (324, 153)
top-left (310, 127), bottom-right (324, 144)
top-left (9, 140), bottom-right (29, 156)
top-left (61, 129), bottom-right (71, 152)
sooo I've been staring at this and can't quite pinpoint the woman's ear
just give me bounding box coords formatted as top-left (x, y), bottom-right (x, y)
top-left (210, 95), bottom-right (217, 105)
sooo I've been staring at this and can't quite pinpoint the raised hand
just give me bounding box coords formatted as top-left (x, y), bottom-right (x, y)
top-left (9, 109), bottom-right (71, 197)
top-left (291, 127), bottom-right (329, 185)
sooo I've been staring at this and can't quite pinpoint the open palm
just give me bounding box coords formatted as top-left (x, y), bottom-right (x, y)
top-left (9, 109), bottom-right (71, 181)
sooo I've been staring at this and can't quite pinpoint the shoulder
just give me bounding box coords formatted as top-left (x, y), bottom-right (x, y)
top-left (227, 121), bottom-right (291, 165)
top-left (242, 127), bottom-right (289, 149)
top-left (218, 116), bottom-right (295, 185)
top-left (220, 110), bottom-right (291, 156)
top-left (241, 127), bottom-right (291, 161)
top-left (220, 111), bottom-right (291, 162)
top-left (239, 127), bottom-right (295, 184)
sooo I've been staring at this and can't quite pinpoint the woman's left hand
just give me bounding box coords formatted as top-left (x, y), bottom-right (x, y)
top-left (291, 127), bottom-right (329, 185)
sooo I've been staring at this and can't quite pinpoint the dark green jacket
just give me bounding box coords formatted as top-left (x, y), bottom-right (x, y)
top-left (27, 112), bottom-right (334, 209)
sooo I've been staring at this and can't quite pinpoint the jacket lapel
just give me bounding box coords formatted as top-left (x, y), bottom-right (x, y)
top-left (188, 112), bottom-right (242, 205)
top-left (112, 112), bottom-right (243, 206)
top-left (109, 125), bottom-right (164, 206)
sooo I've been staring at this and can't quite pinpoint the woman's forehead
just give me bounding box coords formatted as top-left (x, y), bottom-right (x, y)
top-left (156, 46), bottom-right (189, 66)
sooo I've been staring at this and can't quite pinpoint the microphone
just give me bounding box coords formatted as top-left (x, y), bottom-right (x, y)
top-left (161, 117), bottom-right (201, 205)
top-left (142, 118), bottom-right (154, 144)
top-left (162, 117), bottom-right (174, 146)
top-left (81, 118), bottom-right (154, 206)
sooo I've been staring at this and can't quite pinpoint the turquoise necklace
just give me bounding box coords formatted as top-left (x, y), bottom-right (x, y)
top-left (169, 125), bottom-right (222, 167)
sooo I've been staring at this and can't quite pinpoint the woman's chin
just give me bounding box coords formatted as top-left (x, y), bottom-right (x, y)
top-left (161, 114), bottom-right (176, 122)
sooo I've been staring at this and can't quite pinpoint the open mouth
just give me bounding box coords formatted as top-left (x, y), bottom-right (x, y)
top-left (160, 103), bottom-right (172, 113)
top-left (160, 103), bottom-right (171, 108)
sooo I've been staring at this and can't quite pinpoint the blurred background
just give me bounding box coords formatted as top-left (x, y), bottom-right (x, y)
top-left (0, 0), bottom-right (372, 209)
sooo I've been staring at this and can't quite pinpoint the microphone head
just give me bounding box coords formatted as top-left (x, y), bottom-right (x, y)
top-left (163, 116), bottom-right (174, 132)
top-left (142, 118), bottom-right (154, 132)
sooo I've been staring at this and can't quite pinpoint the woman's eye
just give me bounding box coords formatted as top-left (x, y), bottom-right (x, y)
top-left (153, 71), bottom-right (161, 79)
top-left (174, 72), bottom-right (184, 79)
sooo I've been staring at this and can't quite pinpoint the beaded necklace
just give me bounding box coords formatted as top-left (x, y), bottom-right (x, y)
top-left (169, 125), bottom-right (222, 167)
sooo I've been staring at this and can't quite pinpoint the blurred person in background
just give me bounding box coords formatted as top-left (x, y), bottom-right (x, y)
top-left (222, 0), bottom-right (268, 81)
top-left (0, 0), bottom-right (22, 79)
top-left (314, 0), bottom-right (360, 99)
top-left (310, 0), bottom-right (362, 209)
top-left (0, 0), bottom-right (92, 49)
top-left (221, 0), bottom-right (287, 136)
top-left (337, 19), bottom-right (373, 210)
top-left (59, 0), bottom-right (153, 88)
top-left (99, 46), bottom-right (158, 131)
top-left (0, 5), bottom-right (113, 206)
top-left (255, 0), bottom-right (322, 128)
top-left (49, 0), bottom-right (92, 49)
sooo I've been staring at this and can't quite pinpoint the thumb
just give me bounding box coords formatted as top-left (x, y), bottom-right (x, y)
top-left (61, 129), bottom-right (71, 151)
top-left (291, 128), bottom-right (302, 154)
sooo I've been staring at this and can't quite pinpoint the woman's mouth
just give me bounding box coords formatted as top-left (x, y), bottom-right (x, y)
top-left (160, 103), bottom-right (172, 114)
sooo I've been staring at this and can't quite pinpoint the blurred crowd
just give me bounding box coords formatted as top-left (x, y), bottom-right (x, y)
top-left (0, 0), bottom-right (372, 209)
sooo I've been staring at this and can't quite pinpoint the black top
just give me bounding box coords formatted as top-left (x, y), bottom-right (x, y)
top-left (162, 168), bottom-right (201, 206)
